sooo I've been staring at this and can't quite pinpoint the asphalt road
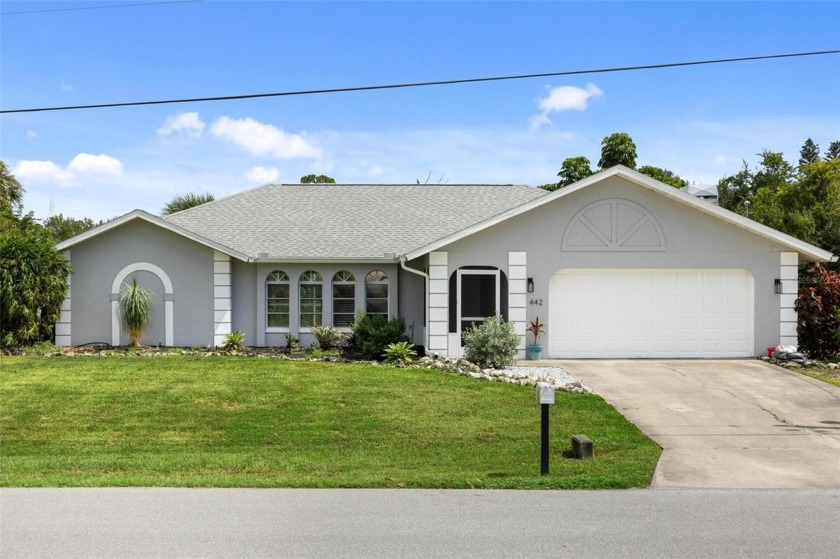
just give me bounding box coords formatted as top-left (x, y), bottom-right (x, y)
top-left (3, 488), bottom-right (839, 558)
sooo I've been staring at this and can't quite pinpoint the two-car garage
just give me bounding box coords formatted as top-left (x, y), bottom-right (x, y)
top-left (548, 269), bottom-right (754, 358)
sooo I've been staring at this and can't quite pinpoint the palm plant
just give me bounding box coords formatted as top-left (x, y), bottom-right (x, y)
top-left (161, 193), bottom-right (215, 215)
top-left (118, 277), bottom-right (153, 347)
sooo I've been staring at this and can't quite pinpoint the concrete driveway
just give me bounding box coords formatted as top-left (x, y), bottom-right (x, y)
top-left (557, 360), bottom-right (840, 488)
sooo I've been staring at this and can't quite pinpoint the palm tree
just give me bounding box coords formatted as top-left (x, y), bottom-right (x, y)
top-left (118, 277), bottom-right (153, 346)
top-left (0, 161), bottom-right (24, 210)
top-left (161, 193), bottom-right (214, 215)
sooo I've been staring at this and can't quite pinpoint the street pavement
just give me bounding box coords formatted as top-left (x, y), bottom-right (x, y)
top-left (2, 488), bottom-right (840, 558)
top-left (556, 359), bottom-right (840, 488)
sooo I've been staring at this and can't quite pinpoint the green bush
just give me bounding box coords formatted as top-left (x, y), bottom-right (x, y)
top-left (284, 332), bottom-right (298, 353)
top-left (350, 313), bottom-right (409, 360)
top-left (311, 325), bottom-right (343, 350)
top-left (463, 315), bottom-right (519, 369)
top-left (221, 330), bottom-right (246, 352)
top-left (796, 265), bottom-right (840, 358)
top-left (382, 341), bottom-right (417, 366)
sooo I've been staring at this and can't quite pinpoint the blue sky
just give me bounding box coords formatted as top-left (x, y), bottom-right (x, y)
top-left (2, 0), bottom-right (839, 222)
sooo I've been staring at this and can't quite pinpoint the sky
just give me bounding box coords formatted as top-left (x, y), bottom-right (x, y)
top-left (1, 0), bottom-right (839, 222)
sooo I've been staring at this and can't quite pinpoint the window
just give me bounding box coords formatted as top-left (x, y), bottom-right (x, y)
top-left (266, 270), bottom-right (290, 328)
top-left (300, 270), bottom-right (323, 328)
top-left (365, 270), bottom-right (388, 319)
top-left (332, 271), bottom-right (355, 327)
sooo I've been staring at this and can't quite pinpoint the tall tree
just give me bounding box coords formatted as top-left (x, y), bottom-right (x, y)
top-left (300, 174), bottom-right (336, 184)
top-left (43, 214), bottom-right (98, 242)
top-left (827, 141), bottom-right (840, 160)
top-left (799, 138), bottom-right (820, 166)
top-left (637, 165), bottom-right (688, 189)
top-left (552, 156), bottom-right (594, 190)
top-left (161, 193), bottom-right (215, 215)
top-left (0, 215), bottom-right (71, 347)
top-left (0, 161), bottom-right (24, 211)
top-left (598, 132), bottom-right (637, 170)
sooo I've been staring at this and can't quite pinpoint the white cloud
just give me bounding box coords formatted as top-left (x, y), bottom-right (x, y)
top-left (68, 153), bottom-right (124, 176)
top-left (157, 112), bottom-right (205, 137)
top-left (530, 83), bottom-right (603, 129)
top-left (245, 166), bottom-right (280, 183)
top-left (60, 82), bottom-right (74, 91)
top-left (14, 160), bottom-right (74, 185)
top-left (211, 116), bottom-right (322, 159)
top-left (26, 130), bottom-right (38, 139)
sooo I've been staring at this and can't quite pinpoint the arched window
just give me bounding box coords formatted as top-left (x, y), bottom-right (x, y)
top-left (266, 270), bottom-right (290, 328)
top-left (332, 271), bottom-right (356, 327)
top-left (300, 270), bottom-right (323, 327)
top-left (365, 270), bottom-right (388, 319)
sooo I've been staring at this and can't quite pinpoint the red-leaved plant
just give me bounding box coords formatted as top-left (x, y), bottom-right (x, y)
top-left (795, 264), bottom-right (840, 358)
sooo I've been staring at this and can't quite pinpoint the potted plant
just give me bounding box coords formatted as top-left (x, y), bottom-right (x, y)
top-left (525, 317), bottom-right (545, 360)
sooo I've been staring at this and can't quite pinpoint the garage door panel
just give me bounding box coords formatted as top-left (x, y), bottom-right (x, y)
top-left (549, 270), bottom-right (754, 358)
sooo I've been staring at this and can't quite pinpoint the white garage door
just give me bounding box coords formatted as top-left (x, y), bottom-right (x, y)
top-left (549, 270), bottom-right (754, 358)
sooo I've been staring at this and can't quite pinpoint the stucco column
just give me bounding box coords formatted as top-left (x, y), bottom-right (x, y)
top-left (427, 251), bottom-right (449, 356)
top-left (508, 251), bottom-right (527, 359)
top-left (55, 251), bottom-right (72, 347)
top-left (779, 252), bottom-right (798, 347)
top-left (213, 251), bottom-right (232, 347)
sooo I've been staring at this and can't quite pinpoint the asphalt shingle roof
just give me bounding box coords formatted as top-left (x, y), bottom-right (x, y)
top-left (163, 183), bottom-right (548, 259)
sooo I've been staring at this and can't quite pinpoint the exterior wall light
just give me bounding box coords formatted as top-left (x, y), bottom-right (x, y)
top-left (527, 278), bottom-right (534, 293)
top-left (774, 278), bottom-right (783, 294)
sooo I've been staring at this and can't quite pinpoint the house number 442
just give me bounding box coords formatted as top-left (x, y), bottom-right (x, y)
top-left (529, 299), bottom-right (543, 306)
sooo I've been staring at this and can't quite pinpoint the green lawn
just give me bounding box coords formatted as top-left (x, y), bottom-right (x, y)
top-left (0, 356), bottom-right (660, 489)
top-left (796, 361), bottom-right (840, 388)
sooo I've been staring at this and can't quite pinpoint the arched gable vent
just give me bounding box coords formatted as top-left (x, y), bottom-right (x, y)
top-left (561, 198), bottom-right (666, 252)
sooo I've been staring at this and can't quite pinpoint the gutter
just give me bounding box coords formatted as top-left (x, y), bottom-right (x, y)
top-left (399, 255), bottom-right (430, 352)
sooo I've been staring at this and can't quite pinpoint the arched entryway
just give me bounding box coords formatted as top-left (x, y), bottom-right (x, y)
top-left (111, 262), bottom-right (174, 346)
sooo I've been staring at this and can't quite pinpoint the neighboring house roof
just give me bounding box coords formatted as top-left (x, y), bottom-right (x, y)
top-left (162, 183), bottom-right (547, 260)
top-left (403, 166), bottom-right (835, 263)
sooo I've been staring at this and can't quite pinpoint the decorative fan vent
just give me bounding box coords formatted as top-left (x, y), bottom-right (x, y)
top-left (561, 198), bottom-right (666, 252)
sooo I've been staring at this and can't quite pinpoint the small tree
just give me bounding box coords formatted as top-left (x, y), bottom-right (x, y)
top-left (300, 174), bottom-right (336, 184)
top-left (598, 132), bottom-right (637, 170)
top-left (118, 277), bottom-right (154, 347)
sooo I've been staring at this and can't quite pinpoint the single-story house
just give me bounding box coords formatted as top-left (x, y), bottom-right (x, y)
top-left (55, 166), bottom-right (836, 359)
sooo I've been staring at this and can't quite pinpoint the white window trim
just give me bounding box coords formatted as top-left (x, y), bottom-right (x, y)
top-left (332, 271), bottom-right (357, 328)
top-left (365, 270), bottom-right (389, 318)
top-left (266, 270), bottom-right (291, 330)
top-left (300, 271), bottom-right (324, 328)
top-left (456, 269), bottom-right (500, 336)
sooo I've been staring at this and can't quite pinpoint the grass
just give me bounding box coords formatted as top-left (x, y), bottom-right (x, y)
top-left (0, 356), bottom-right (660, 489)
top-left (795, 360), bottom-right (840, 388)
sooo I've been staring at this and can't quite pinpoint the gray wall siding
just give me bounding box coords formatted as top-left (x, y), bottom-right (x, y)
top-left (231, 258), bottom-right (257, 344)
top-left (67, 220), bottom-right (214, 347)
top-left (439, 176), bottom-right (788, 356)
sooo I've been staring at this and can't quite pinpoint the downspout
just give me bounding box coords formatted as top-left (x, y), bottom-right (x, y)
top-left (399, 256), bottom-right (430, 352)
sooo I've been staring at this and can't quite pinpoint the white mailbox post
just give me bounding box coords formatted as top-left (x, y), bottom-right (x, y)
top-left (536, 382), bottom-right (555, 475)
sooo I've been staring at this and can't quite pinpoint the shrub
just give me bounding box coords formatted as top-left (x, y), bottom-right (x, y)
top-left (350, 313), bottom-right (409, 360)
top-left (796, 265), bottom-right (840, 358)
top-left (463, 315), bottom-right (519, 369)
top-left (221, 330), bottom-right (245, 352)
top-left (382, 341), bottom-right (417, 366)
top-left (284, 332), bottom-right (298, 353)
top-left (311, 325), bottom-right (343, 350)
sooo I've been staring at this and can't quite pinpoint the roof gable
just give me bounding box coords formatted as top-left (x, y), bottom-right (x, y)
top-left (403, 166), bottom-right (835, 262)
top-left (56, 209), bottom-right (250, 261)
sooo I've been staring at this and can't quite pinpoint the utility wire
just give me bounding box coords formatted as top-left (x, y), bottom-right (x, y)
top-left (1, 49), bottom-right (838, 114)
top-left (0, 0), bottom-right (202, 16)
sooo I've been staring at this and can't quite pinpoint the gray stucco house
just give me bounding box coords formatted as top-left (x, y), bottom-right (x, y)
top-left (56, 166), bottom-right (835, 359)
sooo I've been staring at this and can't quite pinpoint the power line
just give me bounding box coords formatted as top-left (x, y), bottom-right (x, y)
top-left (2, 49), bottom-right (838, 115)
top-left (0, 0), bottom-right (202, 16)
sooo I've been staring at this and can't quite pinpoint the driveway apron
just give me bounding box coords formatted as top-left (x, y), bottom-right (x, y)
top-left (558, 360), bottom-right (840, 488)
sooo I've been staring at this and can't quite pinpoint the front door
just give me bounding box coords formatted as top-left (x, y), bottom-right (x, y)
top-left (457, 269), bottom-right (500, 336)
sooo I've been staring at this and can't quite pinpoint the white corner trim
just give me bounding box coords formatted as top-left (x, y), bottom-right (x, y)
top-left (213, 251), bottom-right (232, 347)
top-left (779, 251), bottom-right (798, 347)
top-left (111, 262), bottom-right (174, 347)
top-left (55, 250), bottom-right (72, 347)
top-left (508, 251), bottom-right (527, 359)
